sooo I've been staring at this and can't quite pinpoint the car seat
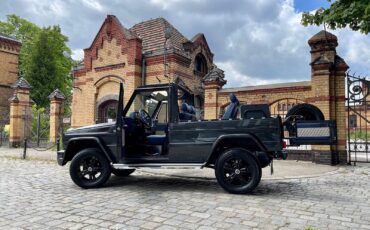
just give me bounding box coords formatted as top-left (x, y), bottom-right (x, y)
top-left (222, 93), bottom-right (239, 120)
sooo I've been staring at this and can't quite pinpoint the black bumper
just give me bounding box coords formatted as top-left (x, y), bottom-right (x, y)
top-left (57, 150), bottom-right (66, 166)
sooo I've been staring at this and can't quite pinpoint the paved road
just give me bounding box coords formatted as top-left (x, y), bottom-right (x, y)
top-left (0, 158), bottom-right (370, 230)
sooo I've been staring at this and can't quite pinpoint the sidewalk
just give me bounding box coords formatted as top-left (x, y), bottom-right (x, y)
top-left (0, 146), bottom-right (56, 162)
top-left (0, 146), bottom-right (339, 180)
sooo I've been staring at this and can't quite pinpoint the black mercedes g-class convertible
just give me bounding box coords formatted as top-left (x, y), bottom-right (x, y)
top-left (57, 83), bottom-right (336, 194)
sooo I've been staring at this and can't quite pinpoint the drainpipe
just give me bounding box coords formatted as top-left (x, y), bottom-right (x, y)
top-left (141, 56), bottom-right (146, 86)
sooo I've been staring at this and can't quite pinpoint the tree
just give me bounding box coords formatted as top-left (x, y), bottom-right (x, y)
top-left (24, 26), bottom-right (72, 108)
top-left (301, 0), bottom-right (370, 34)
top-left (0, 15), bottom-right (72, 108)
top-left (0, 14), bottom-right (40, 42)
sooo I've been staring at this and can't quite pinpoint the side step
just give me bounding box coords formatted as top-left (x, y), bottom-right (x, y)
top-left (112, 163), bottom-right (206, 170)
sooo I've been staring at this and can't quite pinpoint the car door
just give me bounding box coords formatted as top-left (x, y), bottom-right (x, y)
top-left (167, 121), bottom-right (212, 163)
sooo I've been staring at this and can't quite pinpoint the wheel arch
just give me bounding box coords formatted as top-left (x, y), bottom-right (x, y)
top-left (206, 134), bottom-right (267, 167)
top-left (64, 137), bottom-right (114, 164)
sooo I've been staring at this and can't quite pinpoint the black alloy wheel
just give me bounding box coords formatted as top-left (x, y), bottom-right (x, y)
top-left (70, 148), bottom-right (111, 189)
top-left (223, 157), bottom-right (252, 186)
top-left (215, 148), bottom-right (261, 194)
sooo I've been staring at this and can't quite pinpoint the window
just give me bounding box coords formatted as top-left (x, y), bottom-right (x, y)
top-left (349, 115), bottom-right (357, 128)
top-left (125, 90), bottom-right (168, 118)
top-left (98, 100), bottom-right (118, 123)
top-left (195, 54), bottom-right (208, 74)
top-left (155, 102), bottom-right (168, 123)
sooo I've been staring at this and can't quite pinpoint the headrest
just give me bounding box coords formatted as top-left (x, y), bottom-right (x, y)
top-left (181, 103), bottom-right (195, 114)
top-left (229, 93), bottom-right (239, 104)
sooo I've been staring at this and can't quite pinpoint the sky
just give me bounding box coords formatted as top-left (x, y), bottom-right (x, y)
top-left (1, 0), bottom-right (369, 87)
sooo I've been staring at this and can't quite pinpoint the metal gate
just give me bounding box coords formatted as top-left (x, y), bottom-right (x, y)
top-left (346, 73), bottom-right (370, 163)
top-left (0, 110), bottom-right (9, 147)
top-left (23, 106), bottom-right (52, 149)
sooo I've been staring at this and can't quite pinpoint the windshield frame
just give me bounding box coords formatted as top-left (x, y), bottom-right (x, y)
top-left (123, 86), bottom-right (170, 118)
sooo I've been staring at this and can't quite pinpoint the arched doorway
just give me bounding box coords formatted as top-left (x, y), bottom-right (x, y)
top-left (97, 100), bottom-right (118, 123)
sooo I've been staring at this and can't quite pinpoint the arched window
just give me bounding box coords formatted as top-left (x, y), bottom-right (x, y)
top-left (194, 54), bottom-right (208, 74)
top-left (98, 100), bottom-right (118, 123)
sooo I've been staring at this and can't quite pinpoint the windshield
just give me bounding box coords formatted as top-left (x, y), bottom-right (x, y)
top-left (125, 90), bottom-right (168, 117)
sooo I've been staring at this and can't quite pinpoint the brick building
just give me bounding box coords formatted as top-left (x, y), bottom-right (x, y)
top-left (0, 33), bottom-right (21, 118)
top-left (71, 15), bottom-right (350, 163)
top-left (71, 15), bottom-right (213, 127)
top-left (203, 30), bottom-right (349, 164)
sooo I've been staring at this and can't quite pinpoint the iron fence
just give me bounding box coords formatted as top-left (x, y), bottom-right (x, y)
top-left (346, 73), bottom-right (370, 164)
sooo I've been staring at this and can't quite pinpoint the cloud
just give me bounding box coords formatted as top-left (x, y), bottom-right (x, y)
top-left (81, 0), bottom-right (105, 12)
top-left (71, 49), bottom-right (84, 60)
top-left (215, 61), bottom-right (283, 86)
top-left (1, 0), bottom-right (369, 87)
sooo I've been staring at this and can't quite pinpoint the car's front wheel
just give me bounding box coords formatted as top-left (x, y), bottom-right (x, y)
top-left (69, 148), bottom-right (111, 189)
top-left (112, 169), bottom-right (135, 177)
top-left (215, 148), bottom-right (261, 194)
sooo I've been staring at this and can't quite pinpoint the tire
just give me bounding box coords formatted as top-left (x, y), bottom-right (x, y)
top-left (69, 148), bottom-right (111, 189)
top-left (286, 103), bottom-right (324, 120)
top-left (215, 148), bottom-right (261, 194)
top-left (112, 169), bottom-right (135, 177)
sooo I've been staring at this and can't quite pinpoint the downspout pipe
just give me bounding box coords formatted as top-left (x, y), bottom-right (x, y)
top-left (141, 55), bottom-right (146, 86)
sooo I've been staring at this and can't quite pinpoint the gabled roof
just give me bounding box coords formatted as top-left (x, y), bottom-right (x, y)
top-left (130, 18), bottom-right (189, 53)
top-left (86, 15), bottom-right (137, 51)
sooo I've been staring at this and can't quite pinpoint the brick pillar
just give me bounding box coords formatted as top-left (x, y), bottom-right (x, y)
top-left (332, 56), bottom-right (349, 163)
top-left (308, 31), bottom-right (348, 164)
top-left (48, 89), bottom-right (65, 143)
top-left (203, 66), bottom-right (226, 119)
top-left (8, 78), bottom-right (32, 147)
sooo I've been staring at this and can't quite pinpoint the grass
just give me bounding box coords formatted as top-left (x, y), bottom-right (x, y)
top-left (350, 131), bottom-right (370, 140)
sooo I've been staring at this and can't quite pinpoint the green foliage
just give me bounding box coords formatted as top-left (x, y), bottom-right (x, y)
top-left (350, 130), bottom-right (370, 140)
top-left (0, 14), bottom-right (40, 42)
top-left (302, 0), bottom-right (370, 34)
top-left (0, 14), bottom-right (72, 108)
top-left (23, 26), bottom-right (72, 108)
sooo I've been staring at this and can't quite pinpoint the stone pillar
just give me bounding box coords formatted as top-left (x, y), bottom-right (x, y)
top-left (8, 78), bottom-right (32, 147)
top-left (308, 31), bottom-right (348, 164)
top-left (203, 66), bottom-right (226, 119)
top-left (48, 89), bottom-right (65, 143)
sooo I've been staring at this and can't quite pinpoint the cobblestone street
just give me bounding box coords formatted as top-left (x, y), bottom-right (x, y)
top-left (0, 157), bottom-right (370, 230)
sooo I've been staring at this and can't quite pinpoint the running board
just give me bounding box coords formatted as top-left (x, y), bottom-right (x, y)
top-left (112, 163), bottom-right (206, 170)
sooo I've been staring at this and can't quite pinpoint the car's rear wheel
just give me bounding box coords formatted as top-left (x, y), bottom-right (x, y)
top-left (215, 148), bottom-right (261, 194)
top-left (112, 169), bottom-right (135, 177)
top-left (69, 148), bottom-right (111, 189)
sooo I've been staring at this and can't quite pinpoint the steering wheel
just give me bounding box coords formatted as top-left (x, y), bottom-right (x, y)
top-left (138, 109), bottom-right (153, 128)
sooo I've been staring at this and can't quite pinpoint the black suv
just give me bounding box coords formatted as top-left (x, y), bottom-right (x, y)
top-left (57, 83), bottom-right (336, 194)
